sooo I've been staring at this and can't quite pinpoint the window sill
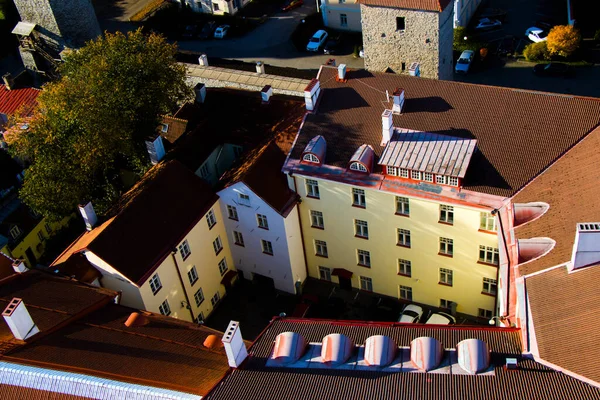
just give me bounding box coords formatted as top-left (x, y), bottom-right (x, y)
top-left (182, 254), bottom-right (191, 261)
top-left (234, 243), bottom-right (245, 247)
top-left (263, 252), bottom-right (274, 256)
top-left (357, 263), bottom-right (371, 268)
top-left (258, 226), bottom-right (269, 231)
top-left (396, 243), bottom-right (411, 249)
top-left (395, 212), bottom-right (410, 218)
top-left (477, 261), bottom-right (499, 267)
top-left (355, 235), bottom-right (369, 240)
top-left (481, 291), bottom-right (497, 297)
top-left (306, 195), bottom-right (320, 200)
top-left (208, 222), bottom-right (216, 230)
top-left (152, 287), bottom-right (162, 296)
top-left (352, 204), bottom-right (366, 209)
top-left (228, 217), bottom-right (239, 222)
top-left (215, 248), bottom-right (223, 256)
top-left (311, 225), bottom-right (325, 230)
top-left (438, 282), bottom-right (453, 287)
top-left (478, 229), bottom-right (498, 235)
top-left (438, 221), bottom-right (454, 226)
top-left (397, 273), bottom-right (411, 278)
top-left (438, 252), bottom-right (453, 258)
top-left (315, 253), bottom-right (328, 258)
top-left (190, 279), bottom-right (198, 287)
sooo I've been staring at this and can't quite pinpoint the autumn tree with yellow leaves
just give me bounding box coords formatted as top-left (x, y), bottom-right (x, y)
top-left (547, 25), bottom-right (581, 58)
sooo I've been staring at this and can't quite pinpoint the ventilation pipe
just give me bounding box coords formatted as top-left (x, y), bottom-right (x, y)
top-left (337, 64), bottom-right (347, 81)
top-left (12, 260), bottom-right (27, 274)
top-left (145, 135), bottom-right (166, 165)
top-left (304, 79), bottom-right (321, 111)
top-left (198, 54), bottom-right (209, 66)
top-left (408, 62), bottom-right (420, 77)
top-left (194, 83), bottom-right (206, 104)
top-left (256, 61), bottom-right (265, 75)
top-left (2, 298), bottom-right (40, 340)
top-left (392, 88), bottom-right (405, 114)
top-left (381, 109), bottom-right (394, 146)
top-left (261, 85), bottom-right (273, 104)
top-left (222, 320), bottom-right (248, 368)
top-left (78, 201), bottom-right (98, 231)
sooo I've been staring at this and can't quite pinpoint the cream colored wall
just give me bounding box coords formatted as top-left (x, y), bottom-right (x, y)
top-left (322, 1), bottom-right (362, 32)
top-left (296, 175), bottom-right (498, 317)
top-left (283, 204), bottom-right (308, 290)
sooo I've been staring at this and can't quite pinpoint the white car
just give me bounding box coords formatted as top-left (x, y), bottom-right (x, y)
top-left (475, 18), bottom-right (501, 30)
top-left (525, 27), bottom-right (547, 43)
top-left (398, 304), bottom-right (423, 323)
top-left (425, 312), bottom-right (456, 325)
top-left (214, 25), bottom-right (230, 39)
top-left (455, 50), bottom-right (474, 74)
top-left (307, 30), bottom-right (328, 52)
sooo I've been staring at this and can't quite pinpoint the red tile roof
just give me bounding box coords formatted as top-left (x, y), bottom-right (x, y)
top-left (0, 84), bottom-right (39, 116)
top-left (357, 0), bottom-right (452, 12)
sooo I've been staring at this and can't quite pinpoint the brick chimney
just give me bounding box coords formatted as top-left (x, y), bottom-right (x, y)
top-left (2, 298), bottom-right (39, 340)
top-left (392, 88), bottom-right (405, 114)
top-left (381, 109), bottom-right (394, 146)
top-left (222, 320), bottom-right (248, 368)
top-left (78, 201), bottom-right (98, 231)
top-left (304, 79), bottom-right (321, 112)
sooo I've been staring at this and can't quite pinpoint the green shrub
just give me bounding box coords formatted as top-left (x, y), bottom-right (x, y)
top-left (453, 27), bottom-right (467, 51)
top-left (523, 41), bottom-right (549, 61)
top-left (594, 29), bottom-right (600, 42)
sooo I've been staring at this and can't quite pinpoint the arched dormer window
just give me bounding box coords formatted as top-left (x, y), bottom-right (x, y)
top-left (303, 153), bottom-right (320, 163)
top-left (350, 162), bottom-right (367, 172)
top-left (301, 135), bottom-right (326, 165)
top-left (348, 144), bottom-right (374, 174)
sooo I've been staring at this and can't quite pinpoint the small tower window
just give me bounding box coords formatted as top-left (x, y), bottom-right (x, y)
top-left (396, 17), bottom-right (405, 31)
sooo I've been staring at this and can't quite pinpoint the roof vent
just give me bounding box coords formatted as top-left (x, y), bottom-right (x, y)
top-left (78, 201), bottom-right (97, 231)
top-left (261, 85), bottom-right (273, 104)
top-left (337, 64), bottom-right (347, 82)
top-left (272, 331), bottom-right (307, 365)
top-left (145, 135), bottom-right (165, 165)
top-left (2, 298), bottom-right (40, 340)
top-left (194, 83), bottom-right (206, 104)
top-left (457, 339), bottom-right (490, 374)
top-left (124, 312), bottom-right (149, 327)
top-left (321, 333), bottom-right (354, 365)
top-left (392, 88), bottom-right (405, 114)
top-left (408, 62), bottom-right (420, 77)
top-left (410, 336), bottom-right (444, 372)
top-left (505, 358), bottom-right (518, 370)
top-left (364, 335), bottom-right (397, 367)
top-left (222, 320), bottom-right (248, 368)
top-left (256, 61), bottom-right (265, 75)
top-left (578, 223), bottom-right (600, 232)
top-left (198, 54), bottom-right (208, 66)
top-left (2, 73), bottom-right (14, 90)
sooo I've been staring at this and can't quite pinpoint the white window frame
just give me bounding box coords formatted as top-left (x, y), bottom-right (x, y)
top-left (399, 169), bottom-right (409, 178)
top-left (37, 231), bottom-right (45, 242)
top-left (355, 219), bottom-right (369, 238)
top-left (311, 210), bottom-right (324, 228)
top-left (211, 292), bottom-right (221, 307)
top-left (261, 239), bottom-right (273, 255)
top-left (194, 287), bottom-right (205, 307)
top-left (440, 299), bottom-right (453, 309)
top-left (448, 177), bottom-right (459, 186)
top-left (233, 231), bottom-right (244, 246)
top-left (213, 236), bottom-right (223, 255)
top-left (399, 285), bottom-right (412, 301)
top-left (340, 13), bottom-right (348, 27)
top-left (187, 266), bottom-right (198, 286)
top-left (306, 179), bottom-right (320, 198)
top-left (206, 209), bottom-right (217, 228)
top-left (161, 123), bottom-right (169, 133)
top-left (439, 268), bottom-right (453, 286)
top-left (439, 237), bottom-right (454, 256)
top-left (423, 172), bottom-right (434, 182)
top-left (350, 162), bottom-right (367, 172)
top-left (303, 153), bottom-right (320, 163)
top-left (9, 226), bottom-right (20, 240)
top-left (45, 223), bottom-right (52, 234)
top-left (479, 246), bottom-right (499, 265)
top-left (480, 212), bottom-right (497, 231)
top-left (360, 276), bottom-right (373, 292)
top-left (387, 166), bottom-right (398, 176)
top-left (257, 214), bottom-right (269, 229)
top-left (238, 193), bottom-right (251, 206)
top-left (482, 277), bottom-right (497, 295)
top-left (439, 205), bottom-right (454, 224)
top-left (315, 240), bottom-right (328, 257)
top-left (227, 205), bottom-right (239, 221)
top-left (319, 266), bottom-right (332, 281)
top-left (352, 188), bottom-right (366, 207)
top-left (397, 228), bottom-right (411, 247)
top-left (435, 175), bottom-right (446, 185)
top-left (218, 258), bottom-right (228, 276)
top-left (410, 170), bottom-right (422, 180)
top-left (478, 308), bottom-right (493, 319)
top-left (149, 273), bottom-right (162, 295)
top-left (357, 249), bottom-right (371, 267)
top-left (398, 259), bottom-right (411, 276)
top-left (159, 299), bottom-right (171, 316)
top-left (395, 196), bottom-right (410, 216)
top-left (179, 240), bottom-right (191, 260)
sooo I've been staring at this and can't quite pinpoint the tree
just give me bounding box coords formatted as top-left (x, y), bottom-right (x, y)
top-left (523, 41), bottom-right (549, 61)
top-left (6, 29), bottom-right (192, 220)
top-left (547, 25), bottom-right (581, 58)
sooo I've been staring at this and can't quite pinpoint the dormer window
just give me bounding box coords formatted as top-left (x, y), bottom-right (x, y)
top-left (301, 135), bottom-right (326, 165)
top-left (303, 153), bottom-right (320, 163)
top-left (348, 144), bottom-right (374, 174)
top-left (350, 162), bottom-right (367, 172)
top-left (410, 171), bottom-right (421, 180)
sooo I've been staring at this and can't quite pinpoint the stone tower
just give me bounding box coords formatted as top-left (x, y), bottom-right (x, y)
top-left (358, 0), bottom-right (454, 80)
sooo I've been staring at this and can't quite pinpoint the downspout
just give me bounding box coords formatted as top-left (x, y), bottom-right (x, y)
top-left (292, 175), bottom-right (310, 286)
top-left (492, 208), bottom-right (510, 321)
top-left (171, 251), bottom-right (196, 322)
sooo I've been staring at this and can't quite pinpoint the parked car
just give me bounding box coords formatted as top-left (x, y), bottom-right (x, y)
top-left (525, 27), bottom-right (548, 43)
top-left (455, 50), bottom-right (474, 74)
top-left (282, 0), bottom-right (303, 11)
top-left (425, 312), bottom-right (456, 325)
top-left (398, 304), bottom-right (423, 323)
top-left (533, 62), bottom-right (572, 77)
top-left (324, 35), bottom-right (342, 55)
top-left (199, 21), bottom-right (217, 39)
top-left (181, 24), bottom-right (198, 39)
top-left (475, 18), bottom-right (502, 31)
top-left (307, 30), bottom-right (328, 52)
top-left (214, 25), bottom-right (230, 39)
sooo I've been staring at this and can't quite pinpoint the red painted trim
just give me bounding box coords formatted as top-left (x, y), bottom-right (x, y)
top-left (397, 273), bottom-right (411, 277)
top-left (395, 212), bottom-right (410, 217)
top-left (481, 291), bottom-right (496, 297)
top-left (262, 251), bottom-right (274, 256)
top-left (354, 235), bottom-right (368, 240)
top-left (438, 252), bottom-right (453, 258)
top-left (234, 242), bottom-right (245, 247)
top-left (315, 253), bottom-right (328, 258)
top-left (257, 226), bottom-right (269, 231)
top-left (396, 243), bottom-right (410, 248)
top-left (357, 263), bottom-right (371, 268)
top-left (438, 220), bottom-right (453, 226)
top-left (311, 225), bottom-right (325, 230)
top-left (228, 217), bottom-right (239, 221)
top-left (352, 204), bottom-right (366, 209)
top-left (478, 229), bottom-right (497, 235)
top-left (306, 195), bottom-right (320, 200)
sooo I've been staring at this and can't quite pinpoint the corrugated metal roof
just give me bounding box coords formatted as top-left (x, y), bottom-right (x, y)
top-left (0, 85), bottom-right (39, 116)
top-left (11, 22), bottom-right (36, 36)
top-left (378, 130), bottom-right (477, 178)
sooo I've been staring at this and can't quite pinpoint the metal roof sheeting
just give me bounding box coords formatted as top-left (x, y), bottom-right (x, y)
top-left (378, 130), bottom-right (477, 178)
top-left (321, 334), bottom-right (355, 365)
top-left (271, 332), bottom-right (307, 365)
top-left (0, 85), bottom-right (39, 116)
top-left (11, 22), bottom-right (36, 36)
top-left (410, 337), bottom-right (444, 372)
top-left (457, 339), bottom-right (490, 374)
top-left (364, 335), bottom-right (397, 367)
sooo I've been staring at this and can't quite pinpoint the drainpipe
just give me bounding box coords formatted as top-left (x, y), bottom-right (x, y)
top-left (292, 175), bottom-right (310, 291)
top-left (171, 251), bottom-right (196, 322)
top-left (492, 208), bottom-right (510, 322)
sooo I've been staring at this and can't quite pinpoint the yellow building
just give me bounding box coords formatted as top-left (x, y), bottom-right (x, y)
top-left (52, 160), bottom-right (235, 323)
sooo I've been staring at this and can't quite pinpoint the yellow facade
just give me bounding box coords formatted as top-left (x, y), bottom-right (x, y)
top-left (297, 175), bottom-right (498, 317)
top-left (322, 1), bottom-right (362, 32)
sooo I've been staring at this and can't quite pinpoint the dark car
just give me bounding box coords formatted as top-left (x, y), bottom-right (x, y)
top-left (533, 62), bottom-right (572, 77)
top-left (199, 21), bottom-right (217, 39)
top-left (323, 35), bottom-right (342, 55)
top-left (181, 24), bottom-right (199, 39)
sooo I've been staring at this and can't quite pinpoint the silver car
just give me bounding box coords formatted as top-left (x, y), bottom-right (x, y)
top-left (398, 304), bottom-right (423, 323)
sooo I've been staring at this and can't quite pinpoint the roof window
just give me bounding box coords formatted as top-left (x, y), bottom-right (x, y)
top-left (348, 144), bottom-right (374, 174)
top-left (301, 135), bottom-right (326, 165)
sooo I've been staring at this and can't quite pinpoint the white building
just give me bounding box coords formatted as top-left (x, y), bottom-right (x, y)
top-left (178, 0), bottom-right (250, 15)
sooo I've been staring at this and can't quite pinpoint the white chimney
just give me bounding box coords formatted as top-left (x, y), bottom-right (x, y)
top-left (392, 88), bottom-right (405, 114)
top-left (256, 61), bottom-right (265, 75)
top-left (304, 79), bottom-right (321, 112)
top-left (261, 85), bottom-right (273, 103)
top-left (3, 73), bottom-right (14, 90)
top-left (2, 298), bottom-right (40, 340)
top-left (198, 54), bottom-right (208, 66)
top-left (12, 260), bottom-right (27, 274)
top-left (337, 64), bottom-right (347, 81)
top-left (408, 62), bottom-right (420, 77)
top-left (381, 109), bottom-right (394, 146)
top-left (194, 83), bottom-right (206, 104)
top-left (505, 358), bottom-right (518, 370)
top-left (145, 135), bottom-right (165, 165)
top-left (222, 320), bottom-right (248, 368)
top-left (78, 201), bottom-right (98, 231)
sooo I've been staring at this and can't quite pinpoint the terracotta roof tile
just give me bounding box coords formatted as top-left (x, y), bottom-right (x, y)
top-left (357, 0), bottom-right (451, 11)
top-left (0, 85), bottom-right (39, 116)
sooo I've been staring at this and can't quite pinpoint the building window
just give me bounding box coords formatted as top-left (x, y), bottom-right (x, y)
top-left (357, 249), bottom-right (371, 267)
top-left (233, 231), bottom-right (245, 246)
top-left (257, 214), bottom-right (269, 229)
top-left (45, 223), bottom-right (52, 234)
top-left (213, 2), bottom-right (219, 11)
top-left (218, 258), bottom-right (228, 276)
top-left (480, 212), bottom-right (497, 231)
top-left (37, 231), bottom-right (45, 242)
top-left (306, 179), bottom-right (320, 198)
top-left (439, 268), bottom-right (453, 286)
top-left (213, 236), bottom-right (223, 255)
top-left (448, 177), bottom-right (459, 186)
top-left (352, 188), bottom-right (366, 207)
top-left (439, 237), bottom-right (453, 256)
top-left (9, 226), bottom-right (20, 240)
top-left (396, 196), bottom-right (410, 216)
top-left (439, 205), bottom-right (454, 224)
top-left (410, 170), bottom-right (421, 180)
top-left (303, 153), bottom-right (320, 163)
top-left (179, 240), bottom-right (191, 260)
top-left (197, 311), bottom-right (205, 323)
top-left (199, 163), bottom-right (209, 179)
top-left (149, 273), bottom-right (162, 295)
top-left (396, 16), bottom-right (405, 31)
top-left (262, 240), bottom-right (274, 255)
top-left (339, 0), bottom-right (345, 3)
top-left (211, 292), bottom-right (221, 307)
top-left (188, 266), bottom-right (198, 286)
top-left (397, 228), bottom-right (411, 247)
top-left (399, 169), bottom-right (409, 178)
top-left (387, 166), bottom-right (398, 176)
top-left (161, 123), bottom-right (169, 133)
top-left (315, 240), bottom-right (328, 257)
top-left (227, 205), bottom-right (239, 221)
top-left (340, 14), bottom-right (348, 27)
top-left (398, 259), bottom-right (411, 277)
top-left (479, 246), bottom-right (499, 265)
top-left (319, 266), bottom-right (332, 281)
top-left (399, 285), bottom-right (412, 301)
top-left (355, 219), bottom-right (369, 238)
top-left (350, 162), bottom-right (367, 172)
top-left (360, 276), bottom-right (373, 292)
top-left (238, 193), bottom-right (251, 206)
top-left (159, 299), bottom-right (171, 316)
top-left (482, 277), bottom-right (497, 295)
top-left (440, 299), bottom-right (453, 310)
top-left (478, 308), bottom-right (493, 319)
top-left (194, 287), bottom-right (205, 307)
top-left (423, 172), bottom-right (434, 182)
top-left (206, 209), bottom-right (217, 229)
top-left (311, 210), bottom-right (324, 229)
top-left (436, 175), bottom-right (446, 185)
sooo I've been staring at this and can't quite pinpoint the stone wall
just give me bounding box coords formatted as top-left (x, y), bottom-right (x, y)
top-left (14, 0), bottom-right (62, 51)
top-left (438, 2), bottom-right (454, 81)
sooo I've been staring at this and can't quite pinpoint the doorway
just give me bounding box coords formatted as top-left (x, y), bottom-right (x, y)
top-left (25, 247), bottom-right (36, 266)
top-left (338, 276), bottom-right (352, 291)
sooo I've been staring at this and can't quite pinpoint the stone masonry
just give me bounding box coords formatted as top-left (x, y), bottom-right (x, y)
top-left (361, 3), bottom-right (454, 80)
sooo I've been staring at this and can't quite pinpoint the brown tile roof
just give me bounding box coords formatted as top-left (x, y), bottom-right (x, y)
top-left (50, 217), bottom-right (114, 267)
top-left (53, 253), bottom-right (102, 284)
top-left (292, 67), bottom-right (600, 197)
top-left (0, 385), bottom-right (90, 399)
top-left (525, 264), bottom-right (600, 385)
top-left (159, 114), bottom-right (188, 144)
top-left (0, 253), bottom-right (15, 281)
top-left (205, 318), bottom-right (600, 399)
top-left (84, 160), bottom-right (218, 284)
top-left (513, 126), bottom-right (600, 275)
top-left (357, 0), bottom-right (451, 12)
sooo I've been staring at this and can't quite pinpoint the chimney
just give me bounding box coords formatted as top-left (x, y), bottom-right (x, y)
top-left (408, 62), bottom-right (420, 77)
top-left (261, 85), bottom-right (272, 104)
top-left (78, 201), bottom-right (98, 231)
top-left (198, 54), bottom-right (209, 67)
top-left (256, 61), bottom-right (265, 75)
top-left (194, 83), bottom-right (206, 104)
top-left (505, 358), bottom-right (518, 370)
top-left (222, 320), bottom-right (248, 368)
top-left (2, 73), bottom-right (14, 90)
top-left (304, 79), bottom-right (321, 112)
top-left (145, 135), bottom-right (165, 165)
top-left (337, 64), bottom-right (347, 82)
top-left (12, 260), bottom-right (27, 274)
top-left (381, 109), bottom-right (393, 146)
top-left (392, 88), bottom-right (405, 114)
top-left (2, 298), bottom-right (40, 340)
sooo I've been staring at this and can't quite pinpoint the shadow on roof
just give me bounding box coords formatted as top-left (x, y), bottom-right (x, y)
top-left (321, 87), bottom-right (370, 112)
top-left (461, 150), bottom-right (511, 192)
top-left (404, 96), bottom-right (453, 114)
